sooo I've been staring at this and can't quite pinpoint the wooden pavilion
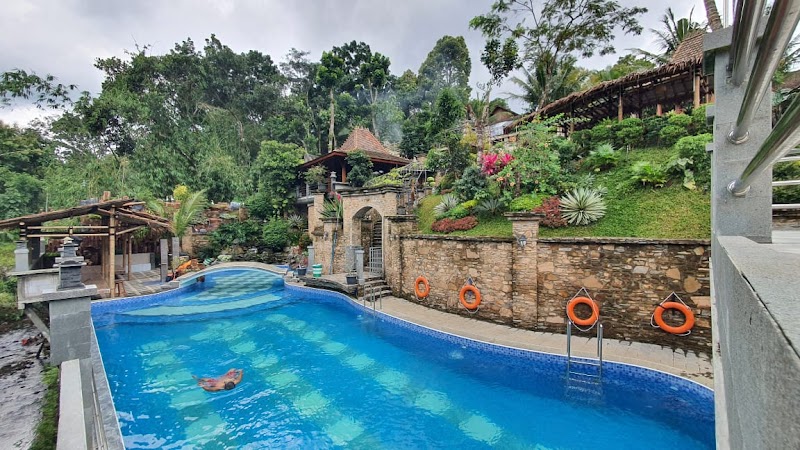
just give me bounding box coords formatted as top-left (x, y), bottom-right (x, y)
top-left (299, 127), bottom-right (409, 191)
top-left (0, 198), bottom-right (170, 297)
top-left (506, 31), bottom-right (713, 133)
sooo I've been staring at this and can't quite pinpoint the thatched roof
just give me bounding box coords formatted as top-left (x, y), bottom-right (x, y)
top-left (505, 57), bottom-right (708, 132)
top-left (0, 198), bottom-right (170, 232)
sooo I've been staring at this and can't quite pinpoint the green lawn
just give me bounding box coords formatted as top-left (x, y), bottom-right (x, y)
top-left (416, 147), bottom-right (710, 239)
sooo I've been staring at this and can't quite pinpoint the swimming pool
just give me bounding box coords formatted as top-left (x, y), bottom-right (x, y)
top-left (93, 268), bottom-right (715, 449)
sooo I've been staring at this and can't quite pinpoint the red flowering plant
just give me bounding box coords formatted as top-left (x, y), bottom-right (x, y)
top-left (479, 151), bottom-right (514, 176)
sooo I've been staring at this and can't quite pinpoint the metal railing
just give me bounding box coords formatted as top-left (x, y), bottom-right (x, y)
top-left (729, 0), bottom-right (766, 86)
top-left (730, 94), bottom-right (800, 195)
top-left (566, 321), bottom-right (604, 377)
top-left (729, 0), bottom-right (800, 144)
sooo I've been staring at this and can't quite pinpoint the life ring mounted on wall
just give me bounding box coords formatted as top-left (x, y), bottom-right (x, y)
top-left (566, 296), bottom-right (600, 329)
top-left (459, 279), bottom-right (481, 311)
top-left (651, 293), bottom-right (695, 335)
top-left (415, 276), bottom-right (430, 299)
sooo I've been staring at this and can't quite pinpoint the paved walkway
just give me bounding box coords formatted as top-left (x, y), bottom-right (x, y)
top-left (367, 294), bottom-right (714, 388)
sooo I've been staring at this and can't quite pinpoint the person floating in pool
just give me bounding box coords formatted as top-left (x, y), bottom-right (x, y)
top-left (193, 368), bottom-right (243, 392)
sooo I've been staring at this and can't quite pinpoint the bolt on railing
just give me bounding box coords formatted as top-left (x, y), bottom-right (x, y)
top-left (728, 0), bottom-right (800, 144)
top-left (729, 92), bottom-right (800, 195)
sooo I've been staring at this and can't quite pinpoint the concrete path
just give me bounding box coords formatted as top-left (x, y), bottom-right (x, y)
top-left (369, 294), bottom-right (713, 388)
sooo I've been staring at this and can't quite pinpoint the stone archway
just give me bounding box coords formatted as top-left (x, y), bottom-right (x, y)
top-left (350, 206), bottom-right (383, 274)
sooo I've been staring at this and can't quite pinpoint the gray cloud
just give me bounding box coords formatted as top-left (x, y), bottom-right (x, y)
top-left (1, 0), bottom-right (711, 124)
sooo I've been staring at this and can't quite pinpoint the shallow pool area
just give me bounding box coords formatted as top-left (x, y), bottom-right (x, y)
top-left (93, 268), bottom-right (714, 449)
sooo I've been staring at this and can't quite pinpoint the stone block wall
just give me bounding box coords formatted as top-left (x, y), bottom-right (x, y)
top-left (397, 235), bottom-right (515, 322)
top-left (390, 228), bottom-right (711, 354)
top-left (536, 238), bottom-right (711, 353)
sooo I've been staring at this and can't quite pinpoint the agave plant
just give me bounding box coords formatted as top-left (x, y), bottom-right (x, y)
top-left (319, 199), bottom-right (343, 220)
top-left (474, 198), bottom-right (506, 216)
top-left (287, 213), bottom-right (307, 230)
top-left (433, 194), bottom-right (459, 217)
top-left (559, 188), bottom-right (606, 226)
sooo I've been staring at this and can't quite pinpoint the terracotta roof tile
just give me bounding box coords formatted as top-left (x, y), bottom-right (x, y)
top-left (336, 127), bottom-right (409, 165)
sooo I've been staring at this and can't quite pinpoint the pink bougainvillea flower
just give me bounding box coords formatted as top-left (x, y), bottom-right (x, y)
top-left (500, 153), bottom-right (514, 166)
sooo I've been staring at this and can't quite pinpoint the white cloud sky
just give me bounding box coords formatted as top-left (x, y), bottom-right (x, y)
top-left (0, 0), bottom-right (714, 126)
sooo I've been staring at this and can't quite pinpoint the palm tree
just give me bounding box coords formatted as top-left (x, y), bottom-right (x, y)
top-left (652, 8), bottom-right (705, 56)
top-left (508, 56), bottom-right (587, 112)
top-left (703, 0), bottom-right (723, 31)
top-left (148, 190), bottom-right (207, 238)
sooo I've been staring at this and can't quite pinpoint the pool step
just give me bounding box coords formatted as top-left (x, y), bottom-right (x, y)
top-left (359, 279), bottom-right (391, 304)
top-left (125, 292), bottom-right (280, 317)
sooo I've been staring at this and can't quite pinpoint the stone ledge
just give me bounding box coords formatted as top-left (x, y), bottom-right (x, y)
top-left (537, 237), bottom-right (710, 245)
top-left (401, 234), bottom-right (514, 243)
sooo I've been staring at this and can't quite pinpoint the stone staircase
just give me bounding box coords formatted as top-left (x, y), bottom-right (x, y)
top-left (359, 274), bottom-right (391, 304)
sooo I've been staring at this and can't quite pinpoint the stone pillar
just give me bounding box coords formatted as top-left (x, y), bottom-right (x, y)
top-left (160, 238), bottom-right (169, 282)
top-left (355, 249), bottom-right (365, 283)
top-left (384, 215), bottom-right (419, 294)
top-left (171, 236), bottom-right (181, 271)
top-left (43, 237), bottom-right (97, 446)
top-left (505, 213), bottom-right (544, 329)
top-left (307, 245), bottom-right (315, 269)
top-left (706, 27), bottom-right (773, 244)
top-left (320, 218), bottom-right (343, 274)
top-left (14, 240), bottom-right (30, 272)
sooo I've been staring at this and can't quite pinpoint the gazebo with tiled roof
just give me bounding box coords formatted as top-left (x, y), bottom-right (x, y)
top-left (299, 127), bottom-right (409, 190)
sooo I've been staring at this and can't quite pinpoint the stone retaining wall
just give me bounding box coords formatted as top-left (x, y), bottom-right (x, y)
top-left (392, 228), bottom-right (711, 354)
top-left (536, 238), bottom-right (711, 353)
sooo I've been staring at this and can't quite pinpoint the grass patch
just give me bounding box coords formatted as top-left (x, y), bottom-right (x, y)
top-left (0, 241), bottom-right (14, 271)
top-left (417, 147), bottom-right (711, 239)
top-left (30, 366), bottom-right (59, 450)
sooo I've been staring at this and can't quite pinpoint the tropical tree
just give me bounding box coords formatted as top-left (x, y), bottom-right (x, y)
top-left (418, 36), bottom-right (472, 103)
top-left (345, 150), bottom-right (374, 187)
top-left (250, 140), bottom-right (305, 217)
top-left (652, 8), bottom-right (705, 55)
top-left (148, 189), bottom-right (208, 238)
top-left (508, 56), bottom-right (588, 111)
top-left (470, 0), bottom-right (647, 109)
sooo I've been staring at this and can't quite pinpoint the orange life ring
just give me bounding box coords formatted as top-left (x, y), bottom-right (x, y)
top-left (459, 285), bottom-right (481, 310)
top-left (415, 276), bottom-right (430, 298)
top-left (654, 302), bottom-right (695, 334)
top-left (566, 297), bottom-right (599, 327)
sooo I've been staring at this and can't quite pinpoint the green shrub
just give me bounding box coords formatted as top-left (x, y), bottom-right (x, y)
top-left (453, 166), bottom-right (487, 201)
top-left (570, 129), bottom-right (593, 152)
top-left (560, 188), bottom-right (607, 225)
top-left (444, 205), bottom-right (470, 219)
top-left (659, 125), bottom-right (689, 146)
top-left (345, 150), bottom-right (374, 187)
top-left (262, 219), bottom-right (290, 251)
top-left (460, 199), bottom-right (478, 211)
top-left (553, 137), bottom-right (581, 167)
top-left (615, 117), bottom-right (644, 148)
top-left (303, 165), bottom-right (327, 185)
top-left (691, 105), bottom-right (712, 134)
top-left (589, 119), bottom-right (619, 146)
top-left (630, 161), bottom-right (668, 187)
top-left (298, 232), bottom-right (312, 251)
top-left (583, 143), bottom-right (619, 171)
top-left (667, 112), bottom-right (692, 128)
top-left (643, 115), bottom-right (668, 146)
top-left (509, 194), bottom-right (544, 211)
top-left (675, 133), bottom-right (713, 189)
top-left (210, 220), bottom-right (263, 250)
top-left (774, 160), bottom-right (800, 204)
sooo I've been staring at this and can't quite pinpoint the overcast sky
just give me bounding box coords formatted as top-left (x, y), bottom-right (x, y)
top-left (1, 0), bottom-right (715, 126)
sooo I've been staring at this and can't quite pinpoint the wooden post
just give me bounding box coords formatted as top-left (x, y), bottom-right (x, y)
top-left (122, 235), bottom-right (127, 279)
top-left (108, 210), bottom-right (116, 298)
top-left (693, 73), bottom-right (702, 108)
top-left (617, 93), bottom-right (624, 121)
top-left (127, 235), bottom-right (133, 280)
top-left (656, 104), bottom-right (663, 116)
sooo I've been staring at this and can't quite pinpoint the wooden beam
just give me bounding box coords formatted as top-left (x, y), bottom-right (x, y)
top-left (127, 235), bottom-right (132, 280)
top-left (116, 226), bottom-right (145, 236)
top-left (108, 208), bottom-right (116, 298)
top-left (26, 233), bottom-right (110, 238)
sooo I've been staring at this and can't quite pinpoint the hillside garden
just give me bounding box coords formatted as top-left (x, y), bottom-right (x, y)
top-left (418, 108), bottom-right (716, 239)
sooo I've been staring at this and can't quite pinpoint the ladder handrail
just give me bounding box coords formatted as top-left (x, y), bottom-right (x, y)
top-left (566, 320), bottom-right (604, 377)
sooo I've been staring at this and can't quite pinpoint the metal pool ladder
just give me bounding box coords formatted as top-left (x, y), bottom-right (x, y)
top-left (565, 320), bottom-right (604, 400)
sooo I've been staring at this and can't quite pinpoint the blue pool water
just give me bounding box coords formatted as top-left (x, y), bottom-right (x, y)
top-left (93, 269), bottom-right (715, 449)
